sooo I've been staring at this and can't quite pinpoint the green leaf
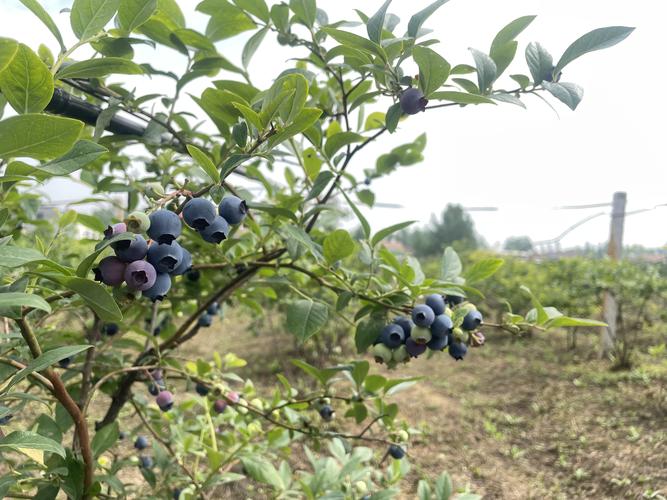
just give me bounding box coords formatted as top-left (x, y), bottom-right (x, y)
top-left (186, 144), bottom-right (220, 183)
top-left (323, 229), bottom-right (355, 263)
top-left (413, 46), bottom-right (450, 96)
top-left (350, 360), bottom-right (369, 387)
top-left (306, 170), bottom-right (334, 201)
top-left (205, 2), bottom-right (256, 41)
top-left (385, 102), bottom-right (402, 133)
top-left (463, 258), bottom-right (504, 284)
top-left (542, 81), bottom-right (584, 110)
top-left (546, 316), bottom-right (607, 328)
top-left (324, 132), bottom-right (363, 158)
top-left (0, 246), bottom-right (46, 268)
top-left (242, 26), bottom-right (268, 68)
top-left (355, 316), bottom-right (384, 353)
top-left (32, 140), bottom-right (108, 176)
top-left (289, 0), bottom-right (316, 28)
top-left (286, 299), bottom-right (328, 343)
top-left (246, 202), bottom-right (297, 222)
top-left (469, 48), bottom-right (497, 94)
top-left (525, 42), bottom-right (553, 85)
top-left (233, 0), bottom-right (270, 23)
top-left (441, 246), bottom-right (462, 281)
top-left (56, 57), bottom-right (143, 79)
top-left (364, 374), bottom-right (386, 392)
top-left (267, 107), bottom-right (322, 149)
top-left (489, 16), bottom-right (536, 76)
top-left (429, 91), bottom-right (495, 105)
top-left (18, 0), bottom-right (66, 51)
top-left (435, 472), bottom-right (453, 500)
top-left (118, 0), bottom-right (157, 32)
top-left (520, 285), bottom-right (548, 325)
top-left (407, 0), bottom-right (450, 38)
top-left (555, 26), bottom-right (634, 74)
top-left (71, 0), bottom-right (120, 39)
top-left (0, 114), bottom-right (83, 160)
top-left (0, 43), bottom-right (53, 114)
top-left (270, 3), bottom-right (289, 32)
top-left (91, 421), bottom-right (119, 458)
top-left (62, 277), bottom-right (122, 321)
top-left (280, 225), bottom-right (323, 261)
top-left (0, 292), bottom-right (51, 314)
top-left (232, 102), bottom-right (263, 131)
top-left (5, 345), bottom-right (92, 392)
top-left (367, 0), bottom-right (392, 43)
top-left (0, 431), bottom-right (65, 459)
top-left (341, 190), bottom-right (370, 239)
top-left (220, 154), bottom-right (251, 180)
top-left (510, 74), bottom-right (531, 89)
top-left (371, 220), bottom-right (416, 247)
top-left (0, 38), bottom-right (19, 74)
top-left (291, 359), bottom-right (346, 386)
top-left (321, 28), bottom-right (387, 62)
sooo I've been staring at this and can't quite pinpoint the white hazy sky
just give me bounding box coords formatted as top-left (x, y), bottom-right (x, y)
top-left (2, 0), bottom-right (666, 248)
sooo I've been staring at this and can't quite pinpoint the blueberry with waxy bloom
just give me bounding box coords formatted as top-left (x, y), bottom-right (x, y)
top-left (102, 323), bottom-right (119, 336)
top-left (134, 436), bottom-right (149, 450)
top-left (195, 383), bottom-right (209, 396)
top-left (218, 195), bottom-right (248, 225)
top-left (142, 272), bottom-right (172, 302)
top-left (213, 399), bottom-right (227, 413)
top-left (388, 444), bottom-right (405, 459)
top-left (171, 247), bottom-right (192, 276)
top-left (399, 88), bottom-right (428, 114)
top-left (198, 313), bottom-right (212, 327)
top-left (114, 235), bottom-right (148, 262)
top-left (379, 323), bottom-right (405, 349)
top-left (412, 304), bottom-right (435, 327)
top-left (0, 414), bottom-right (13, 425)
top-left (461, 310), bottom-right (483, 331)
top-left (148, 209), bottom-right (181, 244)
top-left (448, 336), bottom-right (468, 360)
top-left (427, 334), bottom-right (448, 351)
top-left (182, 198), bottom-right (217, 230)
top-left (425, 294), bottom-right (446, 315)
top-left (444, 294), bottom-right (464, 307)
top-left (319, 404), bottom-right (334, 421)
top-left (124, 260), bottom-right (157, 291)
top-left (207, 302), bottom-right (220, 315)
top-left (198, 216), bottom-right (229, 244)
top-left (93, 256), bottom-right (126, 286)
top-left (156, 390), bottom-right (174, 411)
top-left (430, 314), bottom-right (453, 338)
top-left (139, 456), bottom-right (154, 469)
top-left (392, 316), bottom-right (413, 337)
top-left (147, 241), bottom-right (183, 274)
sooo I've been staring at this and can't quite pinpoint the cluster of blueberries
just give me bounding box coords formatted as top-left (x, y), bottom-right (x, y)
top-left (371, 294), bottom-right (484, 368)
top-left (93, 195), bottom-right (247, 302)
top-left (197, 301), bottom-right (221, 328)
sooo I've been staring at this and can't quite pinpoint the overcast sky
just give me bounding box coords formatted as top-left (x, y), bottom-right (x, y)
top-left (2, 0), bottom-right (665, 249)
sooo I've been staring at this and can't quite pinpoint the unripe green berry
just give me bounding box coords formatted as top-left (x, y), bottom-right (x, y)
top-left (392, 345), bottom-right (410, 363)
top-left (354, 481), bottom-right (368, 494)
top-left (397, 429), bottom-right (409, 442)
top-left (125, 211), bottom-right (150, 234)
top-left (144, 182), bottom-right (166, 200)
top-left (411, 326), bottom-right (432, 345)
top-left (371, 343), bottom-right (392, 364)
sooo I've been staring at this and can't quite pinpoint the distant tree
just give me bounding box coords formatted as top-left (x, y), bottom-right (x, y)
top-left (504, 236), bottom-right (533, 252)
top-left (397, 204), bottom-right (478, 256)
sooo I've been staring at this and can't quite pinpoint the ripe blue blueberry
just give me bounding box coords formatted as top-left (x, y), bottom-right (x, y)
top-left (207, 302), bottom-right (220, 315)
top-left (124, 260), bottom-right (157, 291)
top-left (59, 357), bottom-right (72, 368)
top-left (119, 431), bottom-right (127, 440)
top-left (319, 404), bottom-right (334, 421)
top-left (148, 383), bottom-right (159, 396)
top-left (218, 195), bottom-right (248, 225)
top-left (198, 313), bottom-right (213, 327)
top-left (195, 383), bottom-right (209, 396)
top-left (139, 456), bottom-right (154, 469)
top-left (427, 334), bottom-right (449, 351)
top-left (399, 88), bottom-right (428, 115)
top-left (392, 316), bottom-right (413, 337)
top-left (430, 314), bottom-right (453, 338)
top-left (213, 399), bottom-right (227, 413)
top-left (182, 198), bottom-right (217, 230)
top-left (186, 269), bottom-right (200, 282)
top-left (388, 444), bottom-right (405, 459)
top-left (134, 436), bottom-right (149, 450)
top-left (104, 222), bottom-right (126, 240)
top-left (147, 241), bottom-right (183, 274)
top-left (114, 235), bottom-right (148, 262)
top-left (142, 272), bottom-right (172, 302)
top-left (364, 178), bottom-right (371, 186)
top-left (93, 256), bottom-right (126, 286)
top-left (0, 414), bottom-right (13, 425)
top-left (448, 337), bottom-right (468, 360)
top-left (171, 247), bottom-right (192, 276)
top-left (461, 310), bottom-right (483, 331)
top-left (156, 390), bottom-right (174, 411)
top-left (148, 210), bottom-right (181, 244)
top-left (412, 304), bottom-right (435, 327)
top-left (198, 216), bottom-right (229, 244)
top-left (102, 323), bottom-right (119, 336)
top-left (379, 323), bottom-right (405, 349)
top-left (405, 337), bottom-right (427, 357)
top-left (425, 294), bottom-right (446, 315)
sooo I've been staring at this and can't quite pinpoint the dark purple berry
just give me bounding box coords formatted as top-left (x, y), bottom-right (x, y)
top-left (461, 310), bottom-right (483, 331)
top-left (319, 404), bottom-right (334, 421)
top-left (134, 436), bottom-right (149, 450)
top-left (388, 444), bottom-right (405, 459)
top-left (156, 390), bottom-right (174, 411)
top-left (405, 337), bottom-right (427, 357)
top-left (171, 247), bottom-right (192, 276)
top-left (195, 383), bottom-right (209, 396)
top-left (412, 304), bottom-right (435, 327)
top-left (213, 399), bottom-right (227, 413)
top-left (198, 216), bottom-right (229, 244)
top-left (425, 294), bottom-right (445, 315)
top-left (147, 241), bottom-right (183, 274)
top-left (182, 198), bottom-right (217, 230)
top-left (142, 272), bottom-right (172, 302)
top-left (198, 313), bottom-right (212, 327)
top-left (430, 314), bottom-right (453, 338)
top-left (114, 235), bottom-right (148, 262)
top-left (151, 369), bottom-right (163, 381)
top-left (392, 316), bottom-right (413, 337)
top-left (218, 195), bottom-right (247, 225)
top-left (104, 222), bottom-right (126, 239)
top-left (124, 260), bottom-right (157, 291)
top-left (148, 210), bottom-right (181, 244)
top-left (399, 88), bottom-right (427, 114)
top-left (379, 323), bottom-right (405, 349)
top-left (93, 256), bottom-right (126, 286)
top-left (102, 323), bottom-right (119, 336)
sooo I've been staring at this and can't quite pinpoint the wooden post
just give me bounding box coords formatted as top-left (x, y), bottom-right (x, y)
top-left (600, 191), bottom-right (626, 358)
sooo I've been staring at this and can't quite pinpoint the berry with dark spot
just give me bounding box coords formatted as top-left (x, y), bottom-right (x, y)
top-left (461, 310), bottom-right (483, 331)
top-left (218, 195), bottom-right (248, 225)
top-left (430, 314), bottom-right (453, 338)
top-left (425, 294), bottom-right (445, 315)
top-left (142, 272), bottom-right (172, 302)
top-left (405, 337), bottom-right (427, 357)
top-left (319, 404), bottom-right (334, 421)
top-left (114, 235), bottom-right (148, 262)
top-left (148, 210), bottom-right (181, 244)
top-left (392, 316), bottom-right (413, 337)
top-left (134, 436), bottom-right (149, 450)
top-left (93, 256), bottom-right (126, 286)
top-left (171, 247), bottom-right (192, 276)
top-left (147, 241), bottom-right (183, 274)
top-left (379, 323), bottom-right (405, 349)
top-left (412, 304), bottom-right (435, 327)
top-left (388, 444), bottom-right (405, 459)
top-left (214, 399), bottom-right (227, 413)
top-left (198, 313), bottom-right (212, 327)
top-left (139, 456), bottom-right (154, 469)
top-left (102, 323), bottom-right (119, 336)
top-left (182, 198), bottom-right (217, 231)
top-left (399, 88), bottom-right (428, 114)
top-left (124, 211), bottom-right (150, 234)
top-left (195, 383), bottom-right (209, 396)
top-left (59, 357), bottom-right (72, 368)
top-left (124, 260), bottom-right (157, 291)
top-left (156, 390), bottom-right (174, 411)
top-left (198, 216), bottom-right (229, 244)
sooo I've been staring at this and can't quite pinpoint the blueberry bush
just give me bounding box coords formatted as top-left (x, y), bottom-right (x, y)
top-left (0, 1), bottom-right (631, 498)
